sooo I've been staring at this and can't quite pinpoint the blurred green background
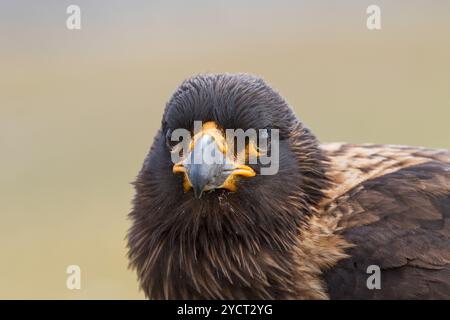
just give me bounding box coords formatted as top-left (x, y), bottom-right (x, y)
top-left (0, 0), bottom-right (449, 299)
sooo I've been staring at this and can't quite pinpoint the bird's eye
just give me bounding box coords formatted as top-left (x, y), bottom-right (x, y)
top-left (165, 129), bottom-right (179, 149)
top-left (256, 129), bottom-right (271, 154)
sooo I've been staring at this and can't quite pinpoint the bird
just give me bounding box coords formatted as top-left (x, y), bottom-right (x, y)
top-left (127, 73), bottom-right (450, 299)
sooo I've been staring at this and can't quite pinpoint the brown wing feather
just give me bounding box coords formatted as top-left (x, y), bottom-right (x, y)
top-left (321, 144), bottom-right (450, 299)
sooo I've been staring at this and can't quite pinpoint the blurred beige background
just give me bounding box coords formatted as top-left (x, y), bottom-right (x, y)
top-left (0, 0), bottom-right (449, 299)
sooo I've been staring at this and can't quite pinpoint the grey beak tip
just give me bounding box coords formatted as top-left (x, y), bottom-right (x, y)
top-left (193, 185), bottom-right (204, 199)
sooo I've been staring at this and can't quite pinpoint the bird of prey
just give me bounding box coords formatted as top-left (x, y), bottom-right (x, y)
top-left (127, 73), bottom-right (450, 299)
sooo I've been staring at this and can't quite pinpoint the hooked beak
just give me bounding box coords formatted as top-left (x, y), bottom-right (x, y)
top-left (172, 122), bottom-right (255, 198)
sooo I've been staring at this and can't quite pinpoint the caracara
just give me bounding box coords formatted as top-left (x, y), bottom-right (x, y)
top-left (127, 73), bottom-right (450, 299)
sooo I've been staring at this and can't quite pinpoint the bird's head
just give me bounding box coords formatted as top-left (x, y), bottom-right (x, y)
top-left (144, 73), bottom-right (327, 203)
top-left (128, 73), bottom-right (330, 299)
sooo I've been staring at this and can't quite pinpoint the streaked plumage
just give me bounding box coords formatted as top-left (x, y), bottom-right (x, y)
top-left (127, 73), bottom-right (450, 299)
